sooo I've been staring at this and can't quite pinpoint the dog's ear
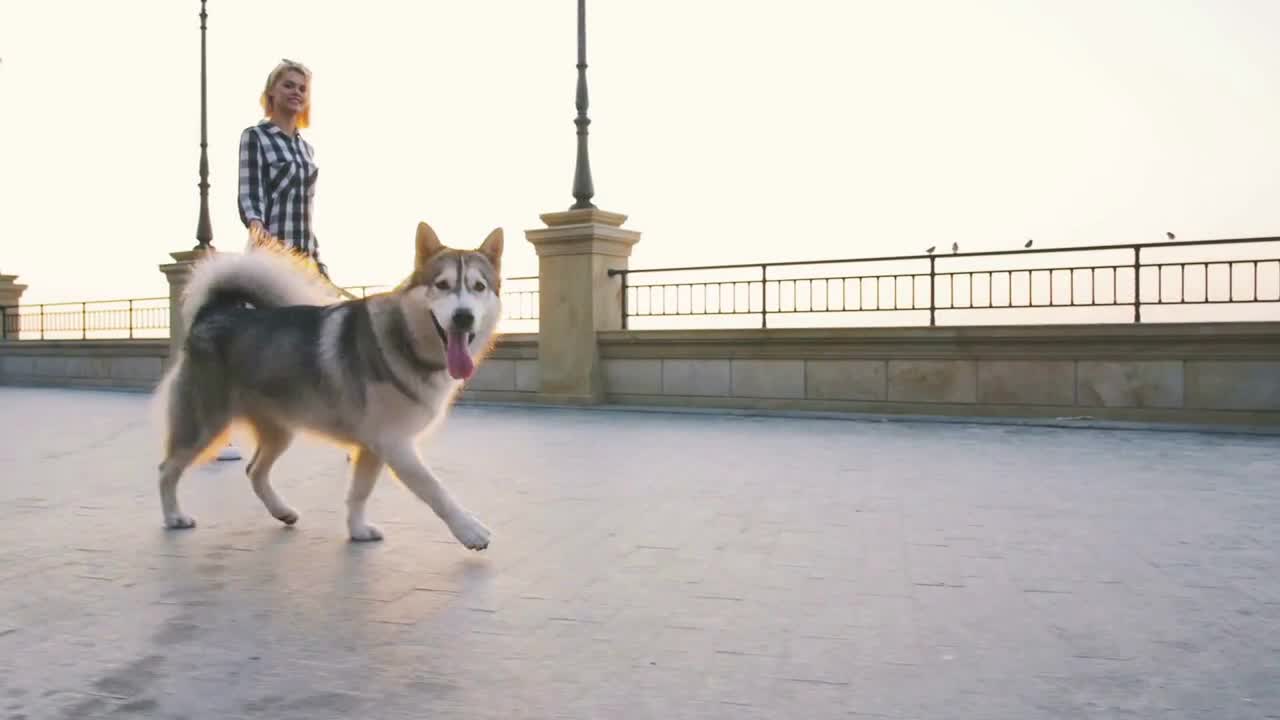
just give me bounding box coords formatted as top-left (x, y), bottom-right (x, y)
top-left (478, 227), bottom-right (503, 270)
top-left (415, 221), bottom-right (444, 269)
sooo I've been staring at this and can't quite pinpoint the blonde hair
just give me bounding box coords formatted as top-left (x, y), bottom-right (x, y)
top-left (259, 59), bottom-right (312, 129)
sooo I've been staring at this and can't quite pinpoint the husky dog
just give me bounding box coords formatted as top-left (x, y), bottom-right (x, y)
top-left (153, 221), bottom-right (503, 550)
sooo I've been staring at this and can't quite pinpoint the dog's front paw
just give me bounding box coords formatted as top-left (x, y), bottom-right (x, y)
top-left (449, 515), bottom-right (491, 551)
top-left (273, 507), bottom-right (300, 526)
top-left (164, 513), bottom-right (197, 530)
top-left (349, 523), bottom-right (384, 542)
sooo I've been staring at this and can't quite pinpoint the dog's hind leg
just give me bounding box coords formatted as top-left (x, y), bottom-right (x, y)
top-left (347, 446), bottom-right (386, 542)
top-left (246, 420), bottom-right (298, 525)
top-left (379, 441), bottom-right (490, 551)
top-left (158, 450), bottom-right (201, 530)
top-left (158, 384), bottom-right (229, 530)
top-left (245, 445), bottom-right (262, 477)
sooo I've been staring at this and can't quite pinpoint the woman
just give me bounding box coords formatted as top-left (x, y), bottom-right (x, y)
top-left (219, 59), bottom-right (324, 463)
top-left (237, 58), bottom-right (329, 278)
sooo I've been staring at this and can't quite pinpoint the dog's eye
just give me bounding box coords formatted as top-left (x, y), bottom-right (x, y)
top-left (434, 280), bottom-right (450, 291)
top-left (473, 281), bottom-right (487, 293)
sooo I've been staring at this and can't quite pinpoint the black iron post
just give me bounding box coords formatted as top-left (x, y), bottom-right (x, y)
top-left (1133, 246), bottom-right (1141, 323)
top-left (929, 256), bottom-right (937, 326)
top-left (571, 0), bottom-right (596, 210)
top-left (195, 0), bottom-right (214, 250)
top-left (760, 265), bottom-right (768, 328)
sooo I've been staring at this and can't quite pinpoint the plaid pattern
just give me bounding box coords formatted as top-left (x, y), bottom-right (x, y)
top-left (237, 120), bottom-right (320, 260)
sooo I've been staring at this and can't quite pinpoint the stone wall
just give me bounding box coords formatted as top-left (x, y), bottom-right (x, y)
top-left (4, 325), bottom-right (1278, 428)
top-left (594, 323), bottom-right (1280, 427)
top-left (456, 334), bottom-right (540, 399)
top-left (0, 340), bottom-right (169, 391)
top-left (0, 334), bottom-right (541, 397)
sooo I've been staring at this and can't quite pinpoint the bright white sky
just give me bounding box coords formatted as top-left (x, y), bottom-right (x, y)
top-left (2, 1), bottom-right (1279, 306)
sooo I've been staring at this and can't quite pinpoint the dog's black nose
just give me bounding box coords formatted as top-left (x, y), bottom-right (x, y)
top-left (452, 309), bottom-right (474, 332)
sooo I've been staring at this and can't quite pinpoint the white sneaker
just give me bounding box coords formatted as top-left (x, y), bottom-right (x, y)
top-left (216, 444), bottom-right (243, 461)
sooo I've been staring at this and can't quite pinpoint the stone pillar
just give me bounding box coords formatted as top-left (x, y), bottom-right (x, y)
top-left (159, 249), bottom-right (214, 362)
top-left (0, 273), bottom-right (28, 341)
top-left (525, 209), bottom-right (639, 403)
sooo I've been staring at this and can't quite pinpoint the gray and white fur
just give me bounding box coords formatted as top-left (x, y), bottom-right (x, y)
top-left (153, 221), bottom-right (504, 549)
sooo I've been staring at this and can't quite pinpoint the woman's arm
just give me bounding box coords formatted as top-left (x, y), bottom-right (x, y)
top-left (237, 128), bottom-right (267, 231)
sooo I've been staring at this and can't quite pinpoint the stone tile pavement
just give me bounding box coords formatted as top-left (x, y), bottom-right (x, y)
top-left (0, 386), bottom-right (1278, 719)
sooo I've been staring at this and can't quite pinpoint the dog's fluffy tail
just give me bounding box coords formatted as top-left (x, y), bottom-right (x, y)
top-left (180, 245), bottom-right (340, 330)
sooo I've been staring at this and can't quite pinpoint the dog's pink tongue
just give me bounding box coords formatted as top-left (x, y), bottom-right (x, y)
top-left (446, 331), bottom-right (474, 380)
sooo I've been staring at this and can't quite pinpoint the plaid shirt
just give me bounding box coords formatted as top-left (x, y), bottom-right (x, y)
top-left (237, 120), bottom-right (320, 260)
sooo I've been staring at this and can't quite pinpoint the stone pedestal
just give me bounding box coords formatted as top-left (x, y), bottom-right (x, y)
top-left (525, 209), bottom-right (640, 403)
top-left (0, 273), bottom-right (28, 341)
top-left (159, 249), bottom-right (215, 361)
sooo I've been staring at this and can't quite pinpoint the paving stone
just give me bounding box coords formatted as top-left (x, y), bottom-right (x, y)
top-left (0, 386), bottom-right (1278, 718)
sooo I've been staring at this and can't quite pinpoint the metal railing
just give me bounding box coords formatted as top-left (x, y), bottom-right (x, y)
top-left (0, 276), bottom-right (541, 341)
top-left (607, 236), bottom-right (1280, 329)
top-left (498, 276), bottom-right (540, 326)
top-left (8, 236), bottom-right (1280, 339)
top-left (1, 297), bottom-right (170, 340)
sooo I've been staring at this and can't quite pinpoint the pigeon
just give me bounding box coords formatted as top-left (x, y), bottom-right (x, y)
top-left (952, 242), bottom-right (959, 254)
top-left (926, 246), bottom-right (936, 254)
top-left (1166, 231), bottom-right (1175, 240)
top-left (1024, 238), bottom-right (1033, 248)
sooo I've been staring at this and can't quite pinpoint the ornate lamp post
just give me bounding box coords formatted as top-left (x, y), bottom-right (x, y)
top-left (525, 0), bottom-right (640, 401)
top-left (570, 0), bottom-right (595, 210)
top-left (194, 0), bottom-right (213, 250)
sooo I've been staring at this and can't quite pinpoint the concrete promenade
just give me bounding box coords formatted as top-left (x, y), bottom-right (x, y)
top-left (0, 387), bottom-right (1277, 718)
